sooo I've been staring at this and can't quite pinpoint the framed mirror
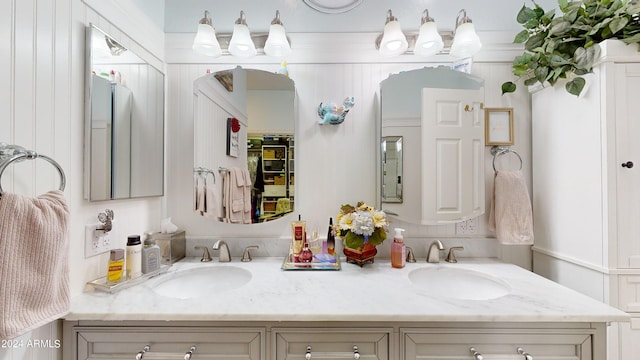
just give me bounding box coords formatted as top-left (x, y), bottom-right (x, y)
top-left (84, 24), bottom-right (165, 201)
top-left (193, 67), bottom-right (296, 224)
top-left (380, 67), bottom-right (485, 224)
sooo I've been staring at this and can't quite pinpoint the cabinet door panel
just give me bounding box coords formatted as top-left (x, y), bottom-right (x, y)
top-left (615, 63), bottom-right (640, 268)
top-left (403, 330), bottom-right (591, 360)
top-left (75, 327), bottom-right (263, 360)
top-left (274, 328), bottom-right (391, 360)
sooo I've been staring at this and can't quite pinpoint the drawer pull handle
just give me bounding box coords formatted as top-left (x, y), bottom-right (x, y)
top-left (353, 345), bottom-right (360, 360)
top-left (517, 347), bottom-right (533, 360)
top-left (136, 345), bottom-right (150, 360)
top-left (469, 347), bottom-right (484, 360)
top-left (622, 161), bottom-right (634, 168)
top-left (184, 345), bottom-right (196, 360)
top-left (305, 345), bottom-right (312, 360)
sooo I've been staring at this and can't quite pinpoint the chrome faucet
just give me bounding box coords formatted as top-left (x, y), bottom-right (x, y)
top-left (212, 240), bottom-right (231, 262)
top-left (427, 240), bottom-right (444, 263)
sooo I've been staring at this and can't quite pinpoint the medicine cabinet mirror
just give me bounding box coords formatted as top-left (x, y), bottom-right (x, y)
top-left (381, 136), bottom-right (403, 203)
top-left (380, 67), bottom-right (485, 224)
top-left (84, 24), bottom-right (165, 201)
top-left (193, 67), bottom-right (296, 225)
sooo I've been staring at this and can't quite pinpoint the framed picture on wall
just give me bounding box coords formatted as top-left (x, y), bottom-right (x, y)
top-left (226, 117), bottom-right (240, 157)
top-left (485, 107), bottom-right (514, 146)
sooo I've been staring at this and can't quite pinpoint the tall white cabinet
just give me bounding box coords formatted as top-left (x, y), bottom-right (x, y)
top-left (531, 40), bottom-right (640, 359)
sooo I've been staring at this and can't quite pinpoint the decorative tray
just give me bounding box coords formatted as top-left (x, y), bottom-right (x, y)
top-left (281, 253), bottom-right (341, 271)
top-left (86, 265), bottom-right (170, 293)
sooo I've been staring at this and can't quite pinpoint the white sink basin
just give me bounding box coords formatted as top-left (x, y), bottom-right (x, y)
top-left (408, 267), bottom-right (511, 300)
top-left (151, 266), bottom-right (252, 299)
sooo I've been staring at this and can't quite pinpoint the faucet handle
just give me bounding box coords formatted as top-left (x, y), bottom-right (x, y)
top-left (241, 245), bottom-right (259, 262)
top-left (195, 246), bottom-right (212, 262)
top-left (445, 246), bottom-right (464, 263)
top-left (406, 247), bottom-right (416, 263)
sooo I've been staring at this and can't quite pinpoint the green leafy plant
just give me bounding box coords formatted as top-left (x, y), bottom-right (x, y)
top-left (502, 0), bottom-right (640, 96)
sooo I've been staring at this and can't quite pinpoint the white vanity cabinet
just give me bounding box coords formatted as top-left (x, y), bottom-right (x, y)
top-left (63, 323), bottom-right (264, 360)
top-left (64, 321), bottom-right (608, 360)
top-left (531, 40), bottom-right (640, 359)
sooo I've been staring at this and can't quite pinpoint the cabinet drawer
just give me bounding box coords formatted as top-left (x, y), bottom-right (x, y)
top-left (403, 328), bottom-right (592, 360)
top-left (73, 327), bottom-right (264, 360)
top-left (273, 327), bottom-right (391, 360)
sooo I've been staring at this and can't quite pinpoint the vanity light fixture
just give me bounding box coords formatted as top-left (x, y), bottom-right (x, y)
top-left (413, 10), bottom-right (443, 58)
top-left (193, 10), bottom-right (222, 57)
top-left (374, 8), bottom-right (480, 59)
top-left (450, 9), bottom-right (482, 59)
top-left (378, 9), bottom-right (409, 57)
top-left (228, 11), bottom-right (257, 58)
top-left (264, 10), bottom-right (292, 57)
top-left (105, 36), bottom-right (127, 56)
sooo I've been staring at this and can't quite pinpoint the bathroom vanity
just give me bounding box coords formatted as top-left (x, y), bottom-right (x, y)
top-left (63, 258), bottom-right (628, 360)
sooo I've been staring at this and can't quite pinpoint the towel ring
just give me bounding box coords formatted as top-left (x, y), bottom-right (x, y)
top-left (491, 146), bottom-right (523, 172)
top-left (0, 144), bottom-right (66, 196)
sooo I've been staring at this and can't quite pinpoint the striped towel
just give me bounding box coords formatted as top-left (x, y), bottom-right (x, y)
top-left (0, 190), bottom-right (70, 339)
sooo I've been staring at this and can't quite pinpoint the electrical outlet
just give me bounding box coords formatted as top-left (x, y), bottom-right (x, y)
top-left (84, 223), bottom-right (115, 258)
top-left (456, 217), bottom-right (478, 235)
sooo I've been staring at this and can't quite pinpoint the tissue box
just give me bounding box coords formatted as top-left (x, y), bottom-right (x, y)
top-left (152, 231), bottom-right (185, 265)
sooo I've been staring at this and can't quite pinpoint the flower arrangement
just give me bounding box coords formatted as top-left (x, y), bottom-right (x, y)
top-left (336, 201), bottom-right (388, 249)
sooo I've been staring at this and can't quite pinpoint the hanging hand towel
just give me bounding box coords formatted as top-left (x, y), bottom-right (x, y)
top-left (489, 170), bottom-right (534, 245)
top-left (0, 190), bottom-right (70, 339)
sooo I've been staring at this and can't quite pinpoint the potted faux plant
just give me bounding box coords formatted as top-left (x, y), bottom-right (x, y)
top-left (336, 201), bottom-right (388, 266)
top-left (502, 0), bottom-right (640, 97)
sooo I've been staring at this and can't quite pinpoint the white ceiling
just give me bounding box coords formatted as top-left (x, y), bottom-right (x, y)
top-left (141, 0), bottom-right (562, 35)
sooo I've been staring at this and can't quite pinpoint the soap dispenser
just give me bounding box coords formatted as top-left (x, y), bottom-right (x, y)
top-left (391, 228), bottom-right (406, 268)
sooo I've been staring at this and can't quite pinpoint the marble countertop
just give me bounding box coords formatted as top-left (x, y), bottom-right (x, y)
top-left (65, 257), bottom-right (630, 323)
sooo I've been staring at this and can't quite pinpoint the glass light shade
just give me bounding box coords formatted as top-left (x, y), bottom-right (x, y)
top-left (229, 23), bottom-right (256, 57)
top-left (414, 21), bottom-right (443, 57)
top-left (264, 23), bottom-right (291, 57)
top-left (379, 20), bottom-right (408, 57)
top-left (193, 23), bottom-right (222, 57)
top-left (450, 22), bottom-right (482, 59)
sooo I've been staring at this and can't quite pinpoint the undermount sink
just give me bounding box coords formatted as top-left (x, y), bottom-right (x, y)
top-left (408, 267), bottom-right (511, 300)
top-left (151, 266), bottom-right (252, 300)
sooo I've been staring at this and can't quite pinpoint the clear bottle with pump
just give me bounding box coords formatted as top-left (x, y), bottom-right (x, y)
top-left (391, 228), bottom-right (406, 268)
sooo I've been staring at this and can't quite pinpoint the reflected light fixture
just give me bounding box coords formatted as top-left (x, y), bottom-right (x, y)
top-left (228, 11), bottom-right (257, 58)
top-left (264, 10), bottom-right (291, 57)
top-left (105, 36), bottom-right (127, 56)
top-left (193, 10), bottom-right (222, 57)
top-left (413, 9), bottom-right (443, 57)
top-left (450, 9), bottom-right (482, 59)
top-left (378, 9), bottom-right (408, 57)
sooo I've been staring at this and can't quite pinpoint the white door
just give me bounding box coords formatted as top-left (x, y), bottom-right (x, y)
top-left (421, 88), bottom-right (484, 224)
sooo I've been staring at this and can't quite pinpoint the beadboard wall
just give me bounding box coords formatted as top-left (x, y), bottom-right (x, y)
top-left (164, 58), bottom-right (532, 262)
top-left (0, 0), bottom-right (163, 358)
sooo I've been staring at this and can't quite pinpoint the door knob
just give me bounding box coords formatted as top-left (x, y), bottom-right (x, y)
top-left (622, 161), bottom-right (634, 168)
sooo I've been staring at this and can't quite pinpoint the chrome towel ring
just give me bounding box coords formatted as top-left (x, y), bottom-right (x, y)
top-left (0, 143), bottom-right (66, 196)
top-left (491, 146), bottom-right (523, 173)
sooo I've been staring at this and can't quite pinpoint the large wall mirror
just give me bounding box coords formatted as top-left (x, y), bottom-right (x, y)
top-left (84, 24), bottom-right (165, 201)
top-left (193, 67), bottom-right (295, 225)
top-left (380, 67), bottom-right (485, 225)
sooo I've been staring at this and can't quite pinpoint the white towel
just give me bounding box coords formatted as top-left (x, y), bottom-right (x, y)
top-left (489, 170), bottom-right (534, 245)
top-left (0, 190), bottom-right (70, 339)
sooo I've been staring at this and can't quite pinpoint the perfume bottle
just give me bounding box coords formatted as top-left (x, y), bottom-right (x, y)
top-left (298, 233), bottom-right (313, 263)
top-left (326, 217), bottom-right (335, 256)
